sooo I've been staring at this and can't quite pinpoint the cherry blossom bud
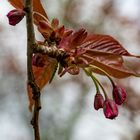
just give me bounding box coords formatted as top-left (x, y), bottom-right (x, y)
top-left (113, 85), bottom-right (126, 105)
top-left (103, 99), bottom-right (118, 119)
top-left (32, 55), bottom-right (45, 67)
top-left (7, 9), bottom-right (25, 26)
top-left (94, 93), bottom-right (104, 110)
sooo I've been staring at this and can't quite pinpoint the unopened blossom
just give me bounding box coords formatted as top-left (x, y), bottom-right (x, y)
top-left (7, 9), bottom-right (25, 26)
top-left (94, 93), bottom-right (104, 110)
top-left (103, 99), bottom-right (118, 119)
top-left (113, 85), bottom-right (126, 105)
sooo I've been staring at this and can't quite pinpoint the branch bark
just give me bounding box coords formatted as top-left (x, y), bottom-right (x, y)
top-left (33, 44), bottom-right (69, 61)
top-left (25, 0), bottom-right (41, 140)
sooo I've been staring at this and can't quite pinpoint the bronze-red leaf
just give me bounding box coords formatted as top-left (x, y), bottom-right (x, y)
top-left (27, 57), bottom-right (57, 111)
top-left (81, 34), bottom-right (133, 57)
top-left (82, 54), bottom-right (139, 78)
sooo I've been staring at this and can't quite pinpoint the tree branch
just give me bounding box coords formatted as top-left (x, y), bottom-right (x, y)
top-left (33, 44), bottom-right (69, 61)
top-left (25, 0), bottom-right (41, 140)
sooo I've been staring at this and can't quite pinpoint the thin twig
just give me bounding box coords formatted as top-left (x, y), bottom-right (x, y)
top-left (24, 0), bottom-right (41, 140)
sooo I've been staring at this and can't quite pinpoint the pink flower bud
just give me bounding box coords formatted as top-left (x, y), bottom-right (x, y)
top-left (32, 55), bottom-right (45, 67)
top-left (94, 93), bottom-right (104, 110)
top-left (113, 85), bottom-right (126, 105)
top-left (7, 9), bottom-right (25, 26)
top-left (103, 99), bottom-right (118, 119)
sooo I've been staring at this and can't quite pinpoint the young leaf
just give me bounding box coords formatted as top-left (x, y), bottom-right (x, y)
top-left (81, 34), bottom-right (137, 57)
top-left (33, 58), bottom-right (57, 88)
top-left (33, 12), bottom-right (49, 26)
top-left (8, 0), bottom-right (23, 9)
top-left (49, 63), bottom-right (58, 83)
top-left (37, 20), bottom-right (53, 39)
top-left (82, 54), bottom-right (139, 78)
top-left (72, 34), bottom-right (140, 78)
top-left (27, 57), bottom-right (57, 111)
top-left (70, 29), bottom-right (87, 46)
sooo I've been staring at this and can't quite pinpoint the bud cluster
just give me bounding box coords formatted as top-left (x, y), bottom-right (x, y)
top-left (93, 85), bottom-right (126, 119)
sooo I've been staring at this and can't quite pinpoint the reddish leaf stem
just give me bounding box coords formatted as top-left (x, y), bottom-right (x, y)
top-left (25, 0), bottom-right (41, 140)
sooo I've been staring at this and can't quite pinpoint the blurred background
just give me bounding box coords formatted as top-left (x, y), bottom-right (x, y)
top-left (1, 0), bottom-right (140, 140)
